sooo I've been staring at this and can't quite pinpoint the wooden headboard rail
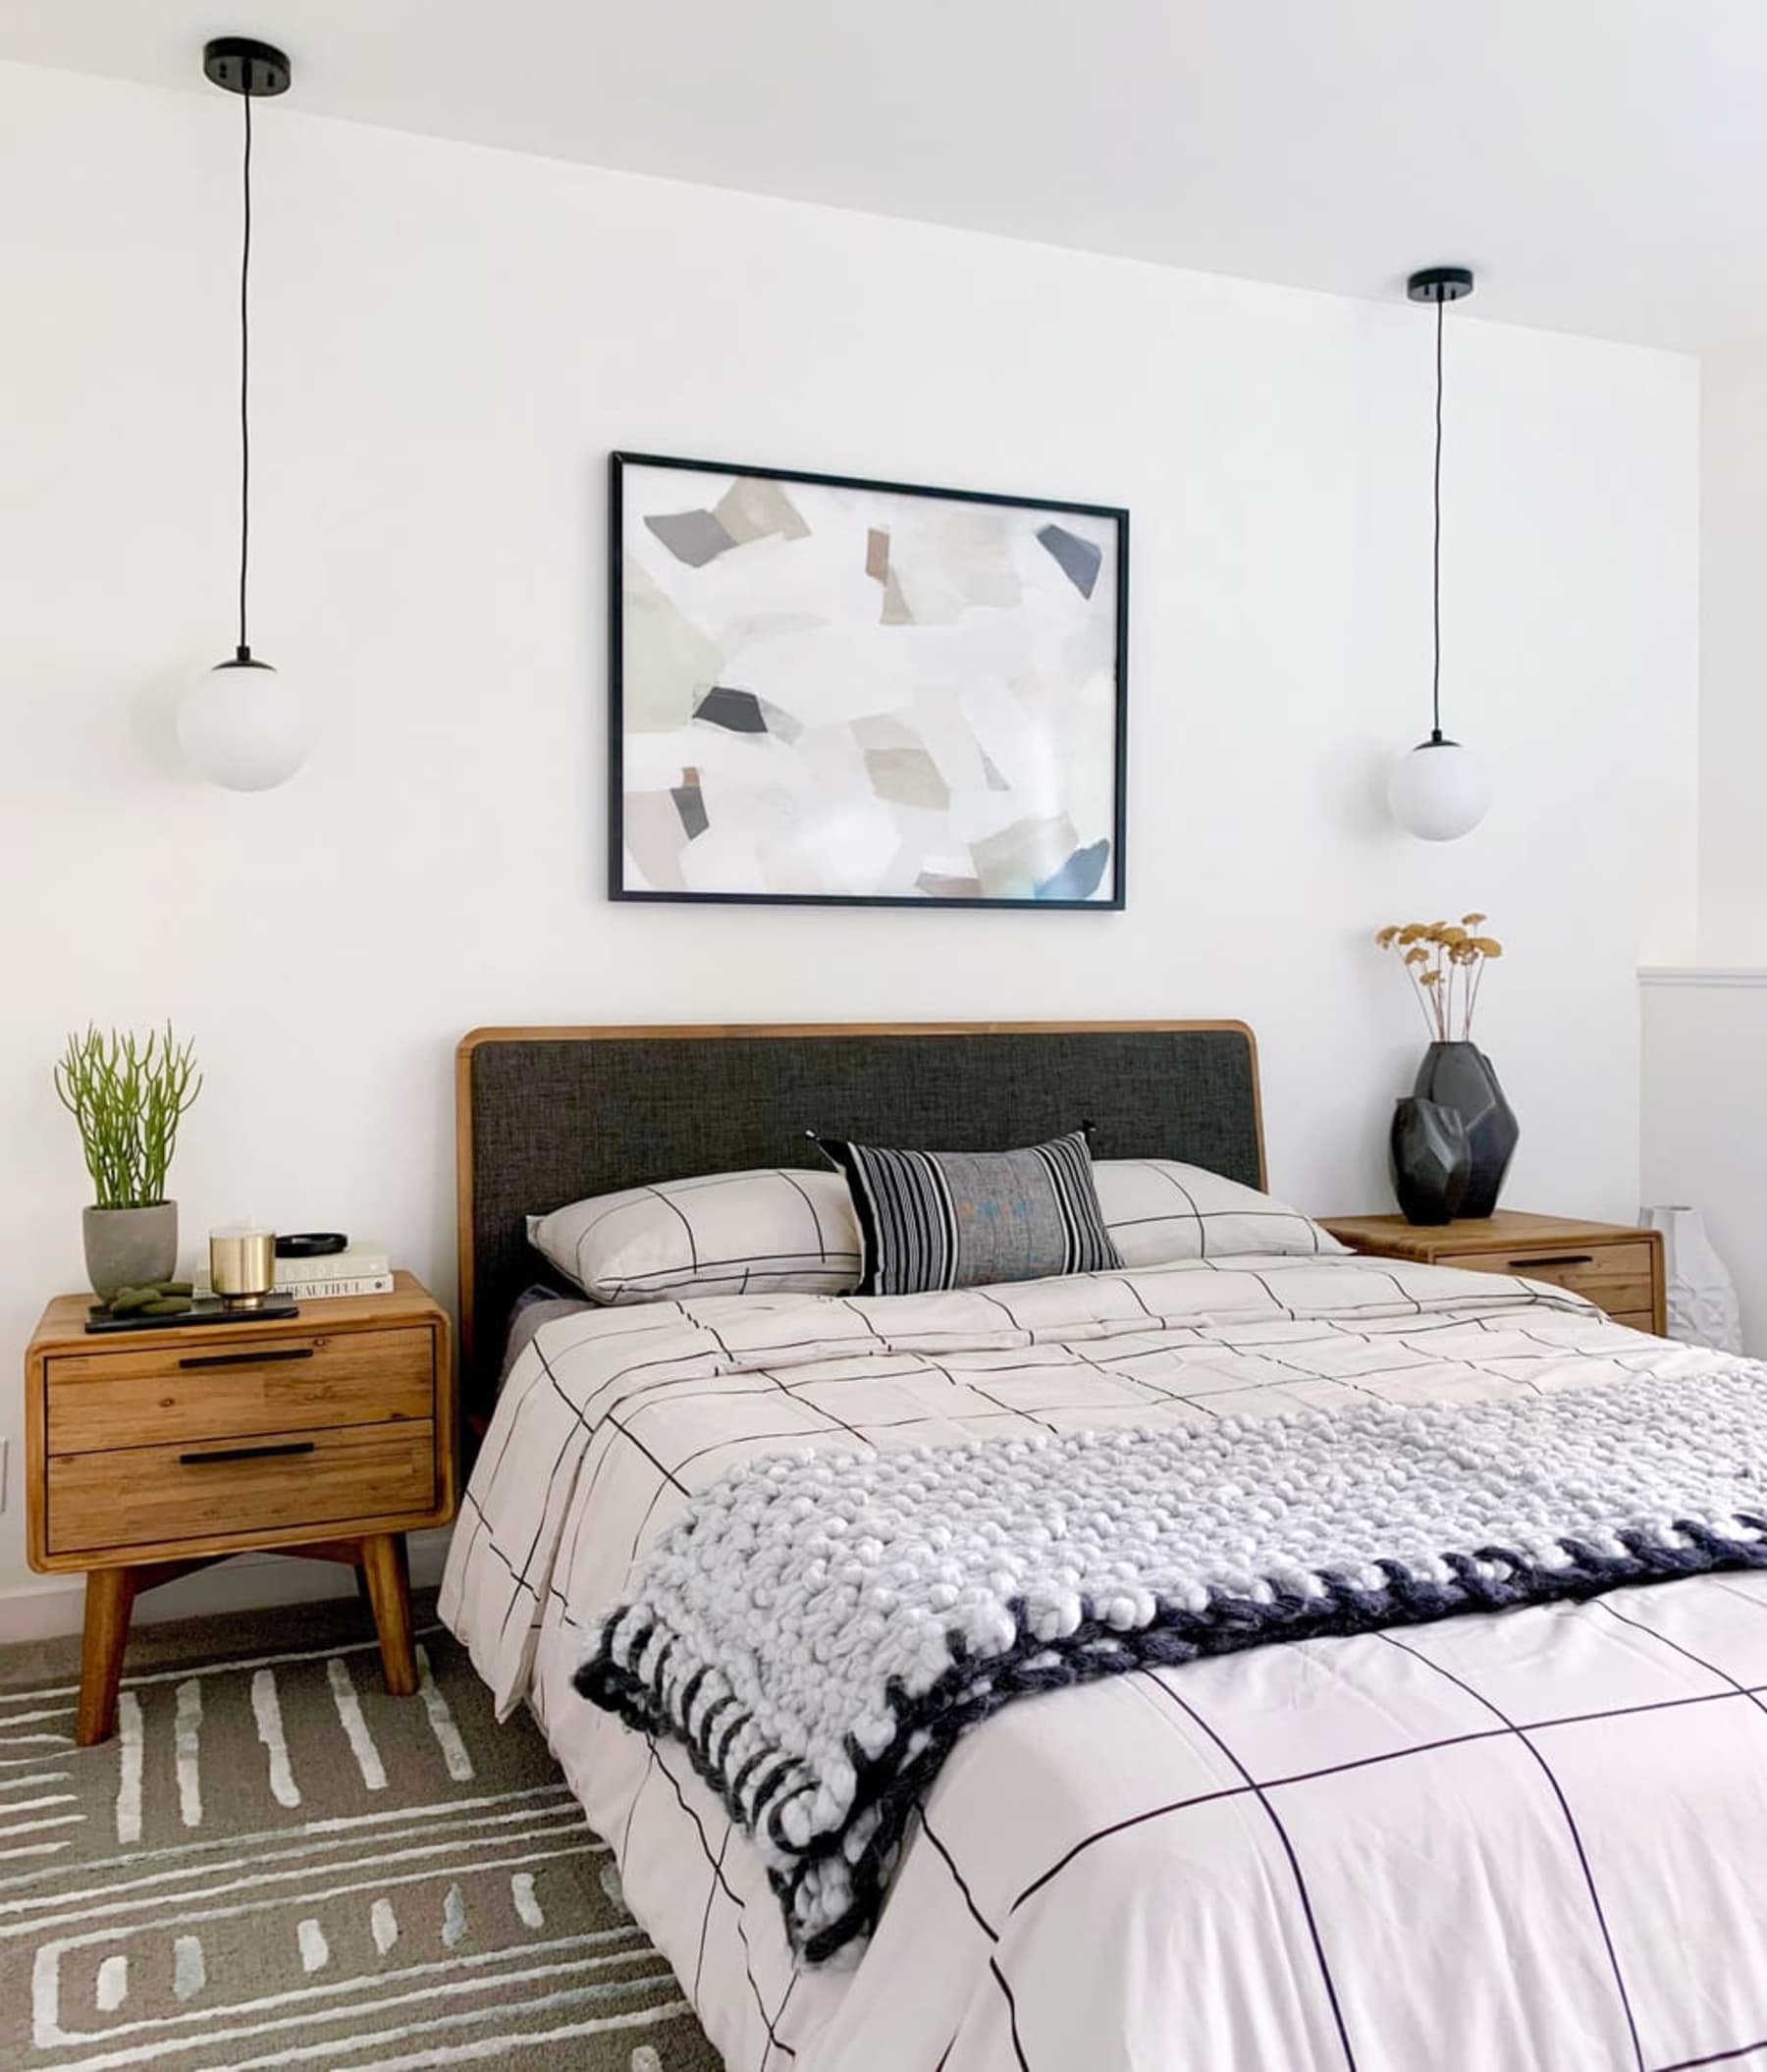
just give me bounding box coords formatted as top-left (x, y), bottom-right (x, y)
top-left (455, 1020), bottom-right (1264, 1419)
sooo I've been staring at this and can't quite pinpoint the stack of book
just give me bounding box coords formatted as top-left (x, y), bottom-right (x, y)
top-left (194, 1241), bottom-right (394, 1302)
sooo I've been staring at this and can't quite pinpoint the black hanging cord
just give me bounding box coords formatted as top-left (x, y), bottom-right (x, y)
top-left (236, 87), bottom-right (253, 663)
top-left (1430, 289), bottom-right (1444, 742)
top-left (201, 35), bottom-right (289, 666)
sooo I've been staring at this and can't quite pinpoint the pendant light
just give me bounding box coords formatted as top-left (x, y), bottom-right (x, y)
top-left (177, 36), bottom-right (311, 792)
top-left (1388, 265), bottom-right (1488, 842)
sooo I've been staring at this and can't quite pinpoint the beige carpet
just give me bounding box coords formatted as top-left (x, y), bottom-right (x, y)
top-left (0, 1592), bottom-right (722, 2071)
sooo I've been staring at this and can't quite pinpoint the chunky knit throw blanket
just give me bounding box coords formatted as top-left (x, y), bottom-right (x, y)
top-left (578, 1360), bottom-right (1767, 1960)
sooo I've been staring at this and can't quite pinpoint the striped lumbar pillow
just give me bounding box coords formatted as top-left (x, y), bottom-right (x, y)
top-left (816, 1129), bottom-right (1122, 1297)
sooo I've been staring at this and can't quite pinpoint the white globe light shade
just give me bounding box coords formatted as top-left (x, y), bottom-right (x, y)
top-left (1388, 736), bottom-right (1488, 842)
top-left (178, 657), bottom-right (309, 791)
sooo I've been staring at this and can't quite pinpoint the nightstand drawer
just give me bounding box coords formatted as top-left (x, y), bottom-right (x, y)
top-left (44, 1325), bottom-right (436, 1454)
top-left (1436, 1241), bottom-right (1654, 1315)
top-left (46, 1420), bottom-right (438, 1557)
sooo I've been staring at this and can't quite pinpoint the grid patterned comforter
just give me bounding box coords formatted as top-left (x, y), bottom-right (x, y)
top-left (442, 1252), bottom-right (1767, 2072)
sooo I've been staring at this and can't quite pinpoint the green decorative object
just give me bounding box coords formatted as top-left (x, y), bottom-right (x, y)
top-left (55, 1025), bottom-right (201, 1299)
top-left (97, 1281), bottom-right (196, 1321)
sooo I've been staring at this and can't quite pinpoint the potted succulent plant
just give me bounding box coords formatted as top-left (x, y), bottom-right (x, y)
top-left (55, 1025), bottom-right (201, 1299)
top-left (1375, 917), bottom-right (1518, 1224)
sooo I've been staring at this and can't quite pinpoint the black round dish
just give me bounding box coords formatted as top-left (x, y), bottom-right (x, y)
top-left (275, 1232), bottom-right (348, 1257)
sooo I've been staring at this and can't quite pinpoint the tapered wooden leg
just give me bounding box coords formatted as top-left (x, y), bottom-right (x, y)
top-left (359, 1532), bottom-right (416, 1696)
top-left (77, 1567), bottom-right (138, 1747)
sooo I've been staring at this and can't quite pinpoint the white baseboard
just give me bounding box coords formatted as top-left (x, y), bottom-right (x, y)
top-left (0, 1527), bottom-right (454, 1645)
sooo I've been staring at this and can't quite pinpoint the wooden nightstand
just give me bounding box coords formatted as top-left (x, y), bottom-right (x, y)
top-left (1319, 1212), bottom-right (1667, 1336)
top-left (24, 1271), bottom-right (455, 1746)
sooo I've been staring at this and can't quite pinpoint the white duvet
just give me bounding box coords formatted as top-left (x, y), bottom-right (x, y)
top-left (442, 1251), bottom-right (1767, 2071)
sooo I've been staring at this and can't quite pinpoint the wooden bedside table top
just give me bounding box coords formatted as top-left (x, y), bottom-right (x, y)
top-left (1319, 1211), bottom-right (1651, 1260)
top-left (27, 1269), bottom-right (443, 1352)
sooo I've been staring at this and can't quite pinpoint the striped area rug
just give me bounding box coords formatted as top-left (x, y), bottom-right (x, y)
top-left (0, 1593), bottom-right (721, 2071)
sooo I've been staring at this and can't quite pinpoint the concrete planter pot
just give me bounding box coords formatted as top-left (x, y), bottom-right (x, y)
top-left (82, 1202), bottom-right (178, 1301)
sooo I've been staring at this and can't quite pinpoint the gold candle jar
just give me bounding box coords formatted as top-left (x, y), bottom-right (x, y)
top-left (209, 1224), bottom-right (277, 1308)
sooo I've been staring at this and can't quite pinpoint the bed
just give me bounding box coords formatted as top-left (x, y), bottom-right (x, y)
top-left (442, 1022), bottom-right (1767, 2072)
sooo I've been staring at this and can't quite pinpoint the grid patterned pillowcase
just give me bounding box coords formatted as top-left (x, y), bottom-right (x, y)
top-left (528, 1168), bottom-right (861, 1304)
top-left (1094, 1159), bottom-right (1349, 1266)
top-left (817, 1130), bottom-right (1121, 1298)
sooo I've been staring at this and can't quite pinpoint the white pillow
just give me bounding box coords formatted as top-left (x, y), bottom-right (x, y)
top-left (529, 1168), bottom-right (862, 1303)
top-left (1093, 1160), bottom-right (1348, 1267)
top-left (532, 1157), bottom-right (1343, 1305)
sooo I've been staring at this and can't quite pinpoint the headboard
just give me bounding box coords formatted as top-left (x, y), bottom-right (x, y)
top-left (455, 1021), bottom-right (1264, 1419)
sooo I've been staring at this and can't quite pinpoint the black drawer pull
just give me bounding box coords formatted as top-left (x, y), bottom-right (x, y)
top-left (178, 1347), bottom-right (317, 1371)
top-left (1511, 1253), bottom-right (1595, 1271)
top-left (179, 1440), bottom-right (317, 1465)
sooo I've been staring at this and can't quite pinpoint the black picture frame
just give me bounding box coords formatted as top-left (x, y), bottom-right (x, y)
top-left (609, 451), bottom-right (1129, 910)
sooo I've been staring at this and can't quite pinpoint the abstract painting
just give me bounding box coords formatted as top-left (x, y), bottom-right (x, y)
top-left (610, 452), bottom-right (1128, 908)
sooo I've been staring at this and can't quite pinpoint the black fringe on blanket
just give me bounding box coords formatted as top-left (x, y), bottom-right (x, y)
top-left (577, 1515), bottom-right (1767, 1962)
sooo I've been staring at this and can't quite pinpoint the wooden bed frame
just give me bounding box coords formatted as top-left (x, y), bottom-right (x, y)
top-left (455, 1020), bottom-right (1265, 1423)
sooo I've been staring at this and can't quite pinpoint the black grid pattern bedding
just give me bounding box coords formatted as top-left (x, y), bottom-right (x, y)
top-left (594, 1568), bottom-right (1767, 2072)
top-left (441, 1252), bottom-right (1767, 2070)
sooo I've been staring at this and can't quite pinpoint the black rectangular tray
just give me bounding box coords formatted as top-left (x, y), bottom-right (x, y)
top-left (85, 1298), bottom-right (301, 1335)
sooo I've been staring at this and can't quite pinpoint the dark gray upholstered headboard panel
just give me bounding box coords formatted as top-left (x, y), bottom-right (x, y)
top-left (455, 1022), bottom-right (1263, 1421)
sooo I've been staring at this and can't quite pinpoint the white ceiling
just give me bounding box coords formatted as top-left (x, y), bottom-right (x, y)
top-left (4, 0), bottom-right (1765, 352)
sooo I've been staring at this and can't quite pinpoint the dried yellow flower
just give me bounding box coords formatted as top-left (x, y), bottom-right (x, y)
top-left (1375, 911), bottom-right (1500, 1043)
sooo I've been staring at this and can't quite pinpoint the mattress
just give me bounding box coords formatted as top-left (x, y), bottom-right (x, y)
top-left (442, 1252), bottom-right (1767, 2071)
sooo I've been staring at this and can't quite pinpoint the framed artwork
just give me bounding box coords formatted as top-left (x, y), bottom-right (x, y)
top-left (609, 452), bottom-right (1128, 908)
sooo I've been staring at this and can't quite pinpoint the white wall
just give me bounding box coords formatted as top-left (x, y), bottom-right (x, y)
top-left (1698, 345), bottom-right (1767, 962)
top-left (1641, 975), bottom-right (1767, 1355)
top-left (1635, 350), bottom-right (1767, 1359)
top-left (0, 60), bottom-right (1700, 1626)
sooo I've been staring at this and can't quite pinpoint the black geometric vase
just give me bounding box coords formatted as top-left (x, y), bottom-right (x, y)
top-left (1389, 1097), bottom-right (1472, 1226)
top-left (1412, 1041), bottom-right (1519, 1219)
